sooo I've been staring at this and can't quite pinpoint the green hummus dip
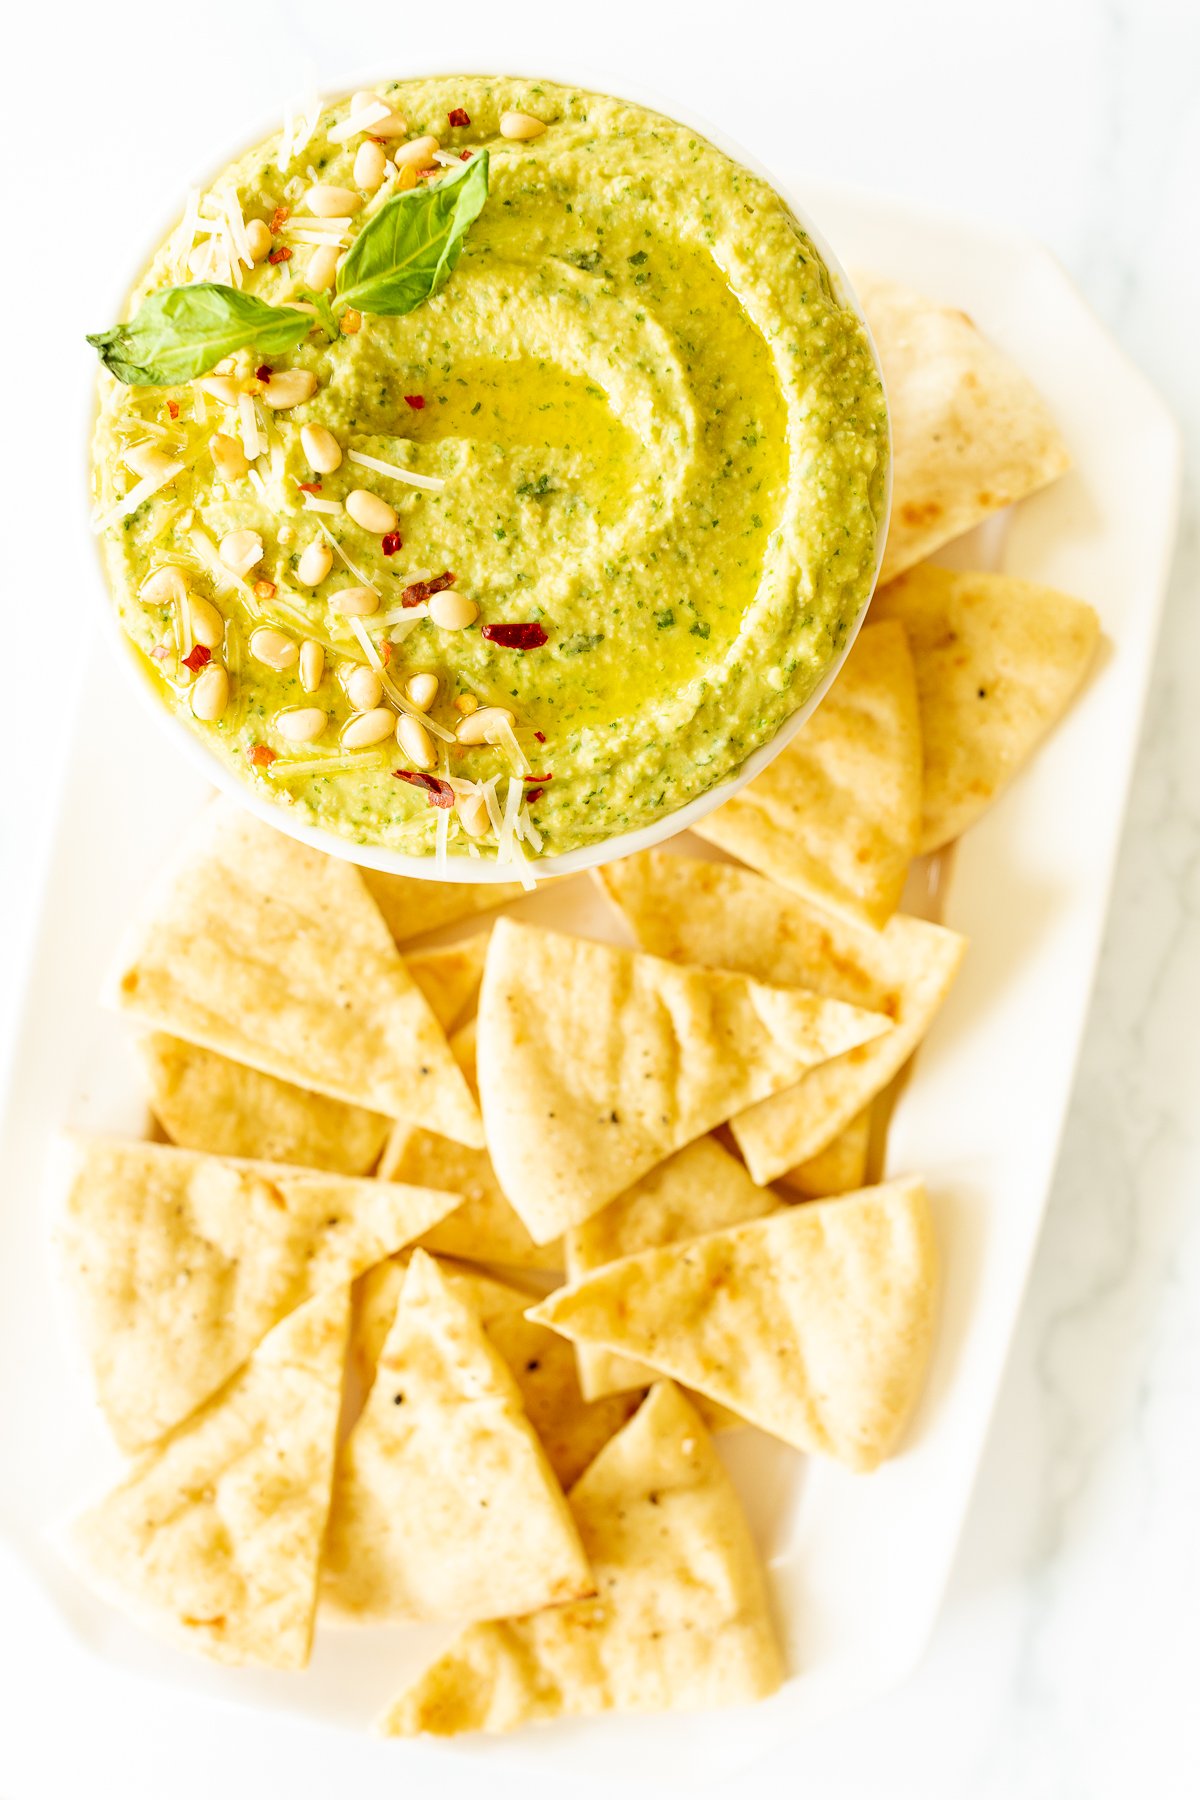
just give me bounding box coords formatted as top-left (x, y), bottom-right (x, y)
top-left (92, 77), bottom-right (888, 864)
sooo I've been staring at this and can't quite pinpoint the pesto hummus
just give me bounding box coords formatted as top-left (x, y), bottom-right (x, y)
top-left (92, 77), bottom-right (888, 863)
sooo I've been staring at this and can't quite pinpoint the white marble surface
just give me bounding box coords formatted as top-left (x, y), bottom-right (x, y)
top-left (2, 1), bottom-right (1198, 1793)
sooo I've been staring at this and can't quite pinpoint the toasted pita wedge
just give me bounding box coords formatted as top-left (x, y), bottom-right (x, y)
top-left (533, 1178), bottom-right (937, 1471)
top-left (858, 273), bottom-right (1071, 583)
top-left (692, 621), bottom-right (921, 927)
top-left (112, 801), bottom-right (482, 1147)
top-left (478, 918), bottom-right (891, 1243)
top-left (406, 931), bottom-right (490, 1034)
top-left (353, 1257), bottom-right (639, 1488)
top-left (361, 869), bottom-right (522, 944)
top-left (873, 564), bottom-right (1100, 852)
top-left (72, 1285), bottom-right (350, 1669)
top-left (58, 1136), bottom-right (460, 1449)
top-left (137, 1033), bottom-right (391, 1175)
top-left (322, 1251), bottom-right (592, 1622)
top-left (380, 1381), bottom-right (783, 1736)
top-left (780, 1107), bottom-right (872, 1198)
top-left (565, 1138), bottom-right (779, 1400)
top-left (598, 853), bottom-right (965, 1185)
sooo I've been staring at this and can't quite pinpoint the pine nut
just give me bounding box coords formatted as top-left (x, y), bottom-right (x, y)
top-left (330, 585), bottom-right (379, 616)
top-left (454, 693), bottom-right (479, 714)
top-left (300, 423), bottom-right (342, 474)
top-left (276, 707), bottom-right (327, 743)
top-left (345, 489), bottom-right (397, 534)
top-left (306, 183), bottom-right (361, 217)
top-left (351, 89), bottom-right (381, 113)
top-left (209, 432), bottom-right (248, 481)
top-left (261, 368), bottom-right (318, 410)
top-left (352, 94), bottom-right (408, 137)
top-left (307, 243), bottom-right (339, 291)
top-left (250, 627), bottom-right (298, 670)
top-left (299, 639), bottom-right (325, 691)
top-left (125, 443), bottom-right (177, 481)
top-left (197, 375), bottom-right (242, 406)
top-left (139, 564), bottom-right (187, 606)
top-left (457, 790), bottom-right (491, 838)
top-left (405, 671), bottom-right (439, 711)
top-left (342, 706), bottom-right (395, 749)
top-left (455, 704), bottom-right (515, 745)
top-left (245, 218), bottom-right (273, 262)
top-left (396, 711), bottom-right (435, 768)
top-left (296, 540), bottom-right (333, 587)
top-left (346, 665), bottom-right (383, 710)
top-left (189, 594), bottom-right (225, 649)
top-left (191, 664), bottom-right (229, 721)
top-left (429, 589), bottom-right (478, 630)
top-left (219, 529), bottom-right (264, 577)
top-left (354, 139), bottom-right (387, 190)
top-left (500, 111), bottom-right (547, 141)
top-left (394, 134), bottom-right (439, 168)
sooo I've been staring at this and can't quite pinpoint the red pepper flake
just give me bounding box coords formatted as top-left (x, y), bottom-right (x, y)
top-left (459, 150), bottom-right (472, 161)
top-left (182, 643), bottom-right (211, 673)
top-left (268, 246), bottom-right (293, 265)
top-left (297, 480), bottom-right (323, 494)
top-left (524, 773), bottom-right (553, 784)
top-left (166, 400), bottom-right (180, 420)
top-left (269, 205), bottom-right (291, 232)
top-left (394, 769), bottom-right (457, 807)
top-left (255, 363), bottom-right (273, 382)
top-left (370, 134), bottom-right (389, 145)
top-left (404, 394), bottom-right (426, 410)
top-left (249, 744), bottom-right (277, 768)
top-left (381, 531), bottom-right (403, 556)
top-left (380, 639), bottom-right (393, 666)
top-left (534, 730), bottom-right (546, 743)
top-left (447, 107), bottom-right (471, 127)
top-left (482, 621), bottom-right (549, 649)
top-left (401, 570), bottom-right (457, 608)
top-left (254, 579), bottom-right (277, 599)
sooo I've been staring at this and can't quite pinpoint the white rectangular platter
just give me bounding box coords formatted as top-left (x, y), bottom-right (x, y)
top-left (0, 182), bottom-right (1181, 1789)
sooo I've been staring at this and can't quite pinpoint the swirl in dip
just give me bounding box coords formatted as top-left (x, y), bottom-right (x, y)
top-left (91, 78), bottom-right (889, 863)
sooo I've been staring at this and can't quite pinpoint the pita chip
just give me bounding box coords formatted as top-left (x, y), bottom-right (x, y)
top-left (533, 1178), bottom-right (937, 1472)
top-left (352, 1257), bottom-right (640, 1488)
top-left (779, 1107), bottom-right (872, 1199)
top-left (322, 1250), bottom-right (592, 1622)
top-left (112, 801), bottom-right (483, 1147)
top-left (380, 1381), bottom-right (783, 1736)
top-left (137, 1033), bottom-right (391, 1175)
top-left (857, 273), bottom-right (1071, 583)
top-left (477, 918), bottom-right (891, 1242)
top-left (58, 1136), bottom-right (461, 1449)
top-left (598, 853), bottom-right (965, 1185)
top-left (406, 930), bottom-right (491, 1034)
top-left (692, 621), bottom-right (921, 928)
top-left (565, 1138), bottom-right (779, 1401)
top-left (873, 563), bottom-right (1100, 852)
top-left (361, 868), bottom-right (522, 944)
top-left (72, 1284), bottom-right (350, 1670)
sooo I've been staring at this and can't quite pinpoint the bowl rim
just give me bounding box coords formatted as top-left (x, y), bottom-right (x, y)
top-left (89, 64), bottom-right (893, 885)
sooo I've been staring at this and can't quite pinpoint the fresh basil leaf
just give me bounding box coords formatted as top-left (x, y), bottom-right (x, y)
top-left (335, 150), bottom-right (489, 318)
top-left (87, 284), bottom-right (313, 386)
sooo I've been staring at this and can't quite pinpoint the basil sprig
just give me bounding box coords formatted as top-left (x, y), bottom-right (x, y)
top-left (88, 149), bottom-right (491, 387)
top-left (335, 149), bottom-right (489, 315)
top-left (87, 285), bottom-right (313, 386)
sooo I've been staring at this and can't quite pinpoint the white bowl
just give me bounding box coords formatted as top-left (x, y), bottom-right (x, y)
top-left (91, 68), bottom-right (892, 885)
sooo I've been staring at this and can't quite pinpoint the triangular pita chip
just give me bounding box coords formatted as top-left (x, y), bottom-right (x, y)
top-left (532, 1178), bottom-right (938, 1471)
top-left (380, 1381), bottom-right (783, 1736)
top-left (138, 1032), bottom-right (391, 1175)
top-left (72, 1285), bottom-right (350, 1669)
top-left (858, 273), bottom-right (1071, 583)
top-left (352, 1257), bottom-right (639, 1488)
top-left (780, 1106), bottom-right (872, 1199)
top-left (58, 1136), bottom-right (461, 1449)
top-left (873, 563), bottom-right (1100, 852)
top-left (477, 918), bottom-right (891, 1242)
top-left (565, 1138), bottom-right (779, 1400)
top-left (692, 621), bottom-right (921, 927)
top-left (406, 930), bottom-right (490, 1033)
top-left (322, 1250), bottom-right (592, 1621)
top-left (112, 801), bottom-right (483, 1146)
top-left (361, 868), bottom-right (522, 943)
top-left (598, 853), bottom-right (965, 1185)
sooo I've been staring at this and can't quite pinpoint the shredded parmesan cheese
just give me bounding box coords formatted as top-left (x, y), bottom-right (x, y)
top-left (93, 460), bottom-right (185, 532)
top-left (435, 804), bottom-right (449, 871)
top-left (237, 393), bottom-right (261, 460)
top-left (270, 750), bottom-right (388, 779)
top-left (481, 775), bottom-right (505, 837)
top-left (302, 493), bottom-right (343, 515)
top-left (493, 715), bottom-right (531, 776)
top-left (498, 776), bottom-right (523, 863)
top-left (327, 100), bottom-right (390, 143)
top-left (316, 520), bottom-right (376, 589)
top-left (347, 449), bottom-right (446, 493)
